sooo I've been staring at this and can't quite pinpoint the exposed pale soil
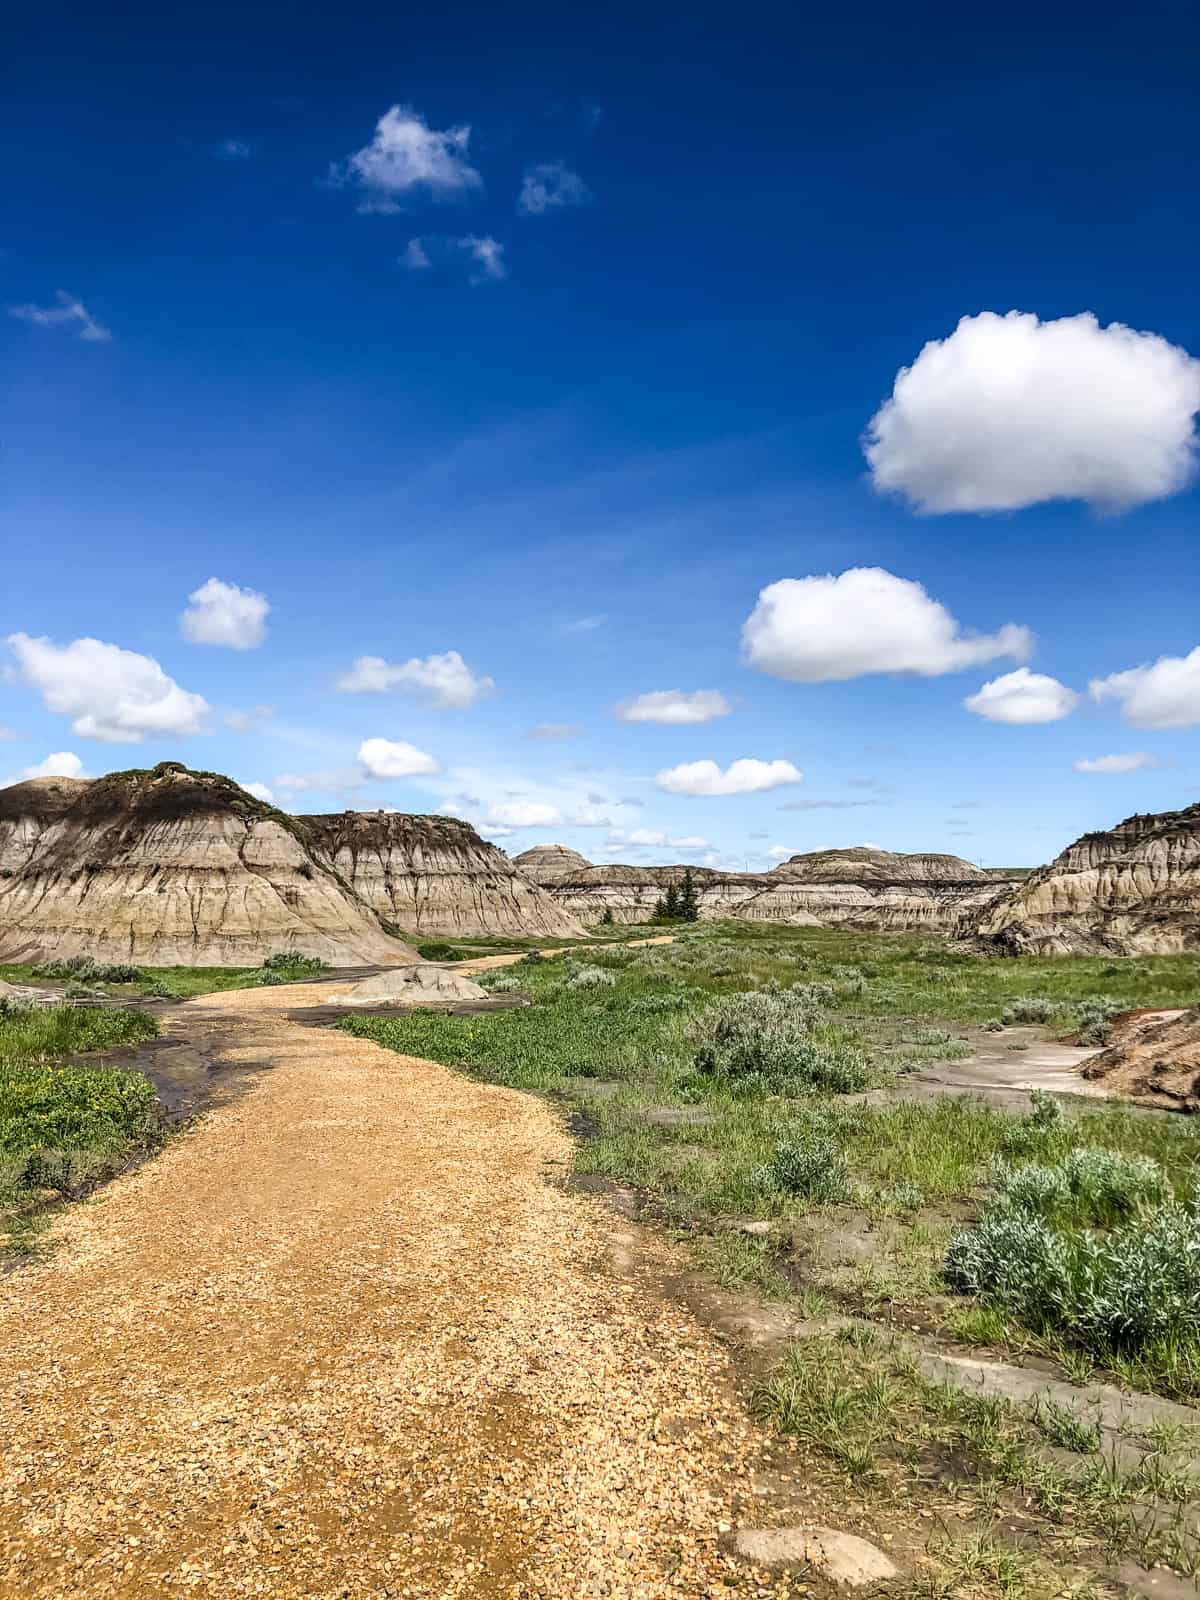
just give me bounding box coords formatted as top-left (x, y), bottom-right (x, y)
top-left (0, 975), bottom-right (809, 1600)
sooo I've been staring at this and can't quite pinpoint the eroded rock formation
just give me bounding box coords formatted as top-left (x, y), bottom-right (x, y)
top-left (1082, 1007), bottom-right (1200, 1111)
top-left (0, 765), bottom-right (416, 967)
top-left (525, 844), bottom-right (1011, 930)
top-left (306, 812), bottom-right (581, 939)
top-left (510, 843), bottom-right (593, 886)
top-left (972, 803), bottom-right (1200, 955)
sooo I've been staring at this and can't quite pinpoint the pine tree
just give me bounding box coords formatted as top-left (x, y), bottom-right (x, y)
top-left (652, 893), bottom-right (668, 921)
top-left (663, 881), bottom-right (680, 919)
top-left (599, 906), bottom-right (614, 926)
top-left (678, 867), bottom-right (700, 922)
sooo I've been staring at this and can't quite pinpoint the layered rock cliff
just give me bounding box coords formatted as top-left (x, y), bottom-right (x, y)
top-left (527, 845), bottom-right (1011, 930)
top-left (510, 844), bottom-right (593, 886)
top-left (972, 803), bottom-right (1200, 955)
top-left (0, 764), bottom-right (417, 967)
top-left (0, 777), bottom-right (91, 876)
top-left (306, 812), bottom-right (582, 938)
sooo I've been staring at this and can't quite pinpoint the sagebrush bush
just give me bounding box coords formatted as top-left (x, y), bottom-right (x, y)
top-left (753, 1124), bottom-right (850, 1202)
top-left (33, 955), bottom-right (146, 984)
top-left (1074, 996), bottom-right (1126, 1046)
top-left (692, 987), bottom-right (870, 1094)
top-left (1000, 997), bottom-right (1061, 1025)
top-left (260, 952), bottom-right (326, 978)
top-left (565, 965), bottom-right (617, 990)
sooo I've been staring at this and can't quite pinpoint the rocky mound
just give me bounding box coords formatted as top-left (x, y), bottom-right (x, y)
top-left (770, 847), bottom-right (988, 884)
top-left (0, 777), bottom-right (91, 875)
top-left (510, 843), bottom-right (593, 886)
top-left (973, 803), bottom-right (1200, 954)
top-left (538, 847), bottom-right (1010, 930)
top-left (1082, 1008), bottom-right (1200, 1111)
top-left (0, 764), bottom-right (417, 968)
top-left (307, 813), bottom-right (581, 939)
top-left (326, 964), bottom-right (489, 1008)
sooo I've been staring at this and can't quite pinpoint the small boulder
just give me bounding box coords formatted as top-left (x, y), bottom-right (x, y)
top-left (733, 1527), bottom-right (899, 1586)
top-left (326, 964), bottom-right (488, 1008)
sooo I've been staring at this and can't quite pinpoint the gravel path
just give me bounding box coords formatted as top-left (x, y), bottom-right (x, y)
top-left (0, 981), bottom-right (789, 1599)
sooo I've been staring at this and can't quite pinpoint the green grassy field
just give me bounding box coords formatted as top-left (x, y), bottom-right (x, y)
top-left (0, 1004), bottom-right (161, 1246)
top-left (0, 950), bottom-right (329, 999)
top-left (342, 923), bottom-right (1200, 1397)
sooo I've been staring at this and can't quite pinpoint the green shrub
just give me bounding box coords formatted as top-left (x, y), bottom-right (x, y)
top-left (33, 955), bottom-right (146, 984)
top-left (1000, 997), bottom-right (1060, 1025)
top-left (565, 965), bottom-right (617, 990)
top-left (753, 1124), bottom-right (850, 1202)
top-left (520, 949), bottom-right (546, 966)
top-left (693, 987), bottom-right (870, 1094)
top-left (1074, 996), bottom-right (1126, 1046)
top-left (256, 952), bottom-right (327, 982)
top-left (416, 941), bottom-right (462, 962)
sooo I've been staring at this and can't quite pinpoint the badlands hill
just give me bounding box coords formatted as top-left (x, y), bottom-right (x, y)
top-left (304, 811), bottom-right (580, 939)
top-left (0, 763), bottom-right (575, 966)
top-left (515, 844), bottom-right (1013, 931)
top-left (973, 802), bottom-right (1200, 955)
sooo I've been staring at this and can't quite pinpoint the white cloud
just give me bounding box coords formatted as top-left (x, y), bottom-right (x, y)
top-left (655, 758), bottom-right (804, 797)
top-left (1073, 753), bottom-right (1158, 775)
top-left (180, 578), bottom-right (270, 650)
top-left (526, 722), bottom-right (583, 741)
top-left (9, 290), bottom-right (111, 343)
top-left (963, 668), bottom-right (1079, 725)
top-left (7, 633), bottom-right (208, 743)
top-left (607, 827), bottom-right (711, 851)
top-left (456, 234), bottom-right (506, 284)
top-left (517, 160), bottom-right (592, 216)
top-left (766, 845), bottom-right (795, 861)
top-left (1, 751), bottom-right (87, 788)
top-left (616, 689), bottom-right (732, 725)
top-left (274, 767), bottom-right (366, 794)
top-left (243, 781), bottom-right (275, 802)
top-left (486, 799), bottom-right (562, 828)
top-left (1090, 646), bottom-right (1200, 729)
top-left (864, 310), bottom-right (1200, 513)
top-left (336, 649), bottom-right (494, 709)
top-left (400, 237), bottom-right (431, 270)
top-left (213, 137), bottom-right (254, 161)
top-left (357, 737), bottom-right (440, 780)
top-left (743, 567), bottom-right (1032, 682)
top-left (558, 614), bottom-right (607, 634)
top-left (336, 104), bottom-right (481, 209)
top-left (224, 704), bottom-right (274, 733)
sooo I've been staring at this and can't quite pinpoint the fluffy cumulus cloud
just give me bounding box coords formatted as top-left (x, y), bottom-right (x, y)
top-left (963, 668), bottom-right (1079, 725)
top-left (1090, 646), bottom-right (1200, 729)
top-left (1073, 753), bottom-right (1158, 775)
top-left (607, 828), bottom-right (710, 851)
top-left (9, 290), bottom-right (111, 343)
top-left (655, 758), bottom-right (803, 797)
top-left (336, 650), bottom-right (494, 709)
top-left (616, 689), bottom-right (732, 725)
top-left (243, 780), bottom-right (275, 802)
top-left (357, 737), bottom-right (440, 780)
top-left (864, 311), bottom-right (1200, 513)
top-left (180, 578), bottom-right (270, 650)
top-left (336, 104), bottom-right (481, 211)
top-left (517, 160), bottom-right (592, 215)
top-left (743, 568), bottom-right (1032, 682)
top-left (7, 633), bottom-right (208, 743)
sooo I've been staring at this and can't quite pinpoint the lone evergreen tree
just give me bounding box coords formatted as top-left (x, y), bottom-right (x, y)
top-left (677, 867), bottom-right (700, 921)
top-left (662, 881), bottom-right (680, 919)
top-left (652, 893), bottom-right (668, 921)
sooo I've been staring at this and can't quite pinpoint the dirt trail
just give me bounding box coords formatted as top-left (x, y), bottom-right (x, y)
top-left (0, 978), bottom-right (787, 1600)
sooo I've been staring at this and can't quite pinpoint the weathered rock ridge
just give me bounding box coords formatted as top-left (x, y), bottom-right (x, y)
top-left (973, 803), bottom-right (1200, 955)
top-left (525, 845), bottom-right (1013, 931)
top-left (0, 764), bottom-right (576, 966)
top-left (306, 812), bottom-right (581, 939)
top-left (510, 843), bottom-right (593, 886)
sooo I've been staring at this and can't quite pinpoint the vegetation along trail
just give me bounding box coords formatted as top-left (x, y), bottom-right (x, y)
top-left (0, 977), bottom-right (794, 1600)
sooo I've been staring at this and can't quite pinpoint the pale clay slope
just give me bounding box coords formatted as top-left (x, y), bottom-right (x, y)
top-left (0, 767), bottom-right (577, 965)
top-left (307, 811), bottom-right (582, 939)
top-left (976, 803), bottom-right (1200, 954)
top-left (515, 845), bottom-right (1009, 931)
top-left (0, 980), bottom-right (798, 1599)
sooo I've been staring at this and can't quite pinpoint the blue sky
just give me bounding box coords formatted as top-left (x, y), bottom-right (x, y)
top-left (3, 0), bottom-right (1198, 870)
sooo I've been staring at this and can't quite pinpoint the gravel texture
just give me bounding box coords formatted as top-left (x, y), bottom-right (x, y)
top-left (0, 980), bottom-right (797, 1598)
